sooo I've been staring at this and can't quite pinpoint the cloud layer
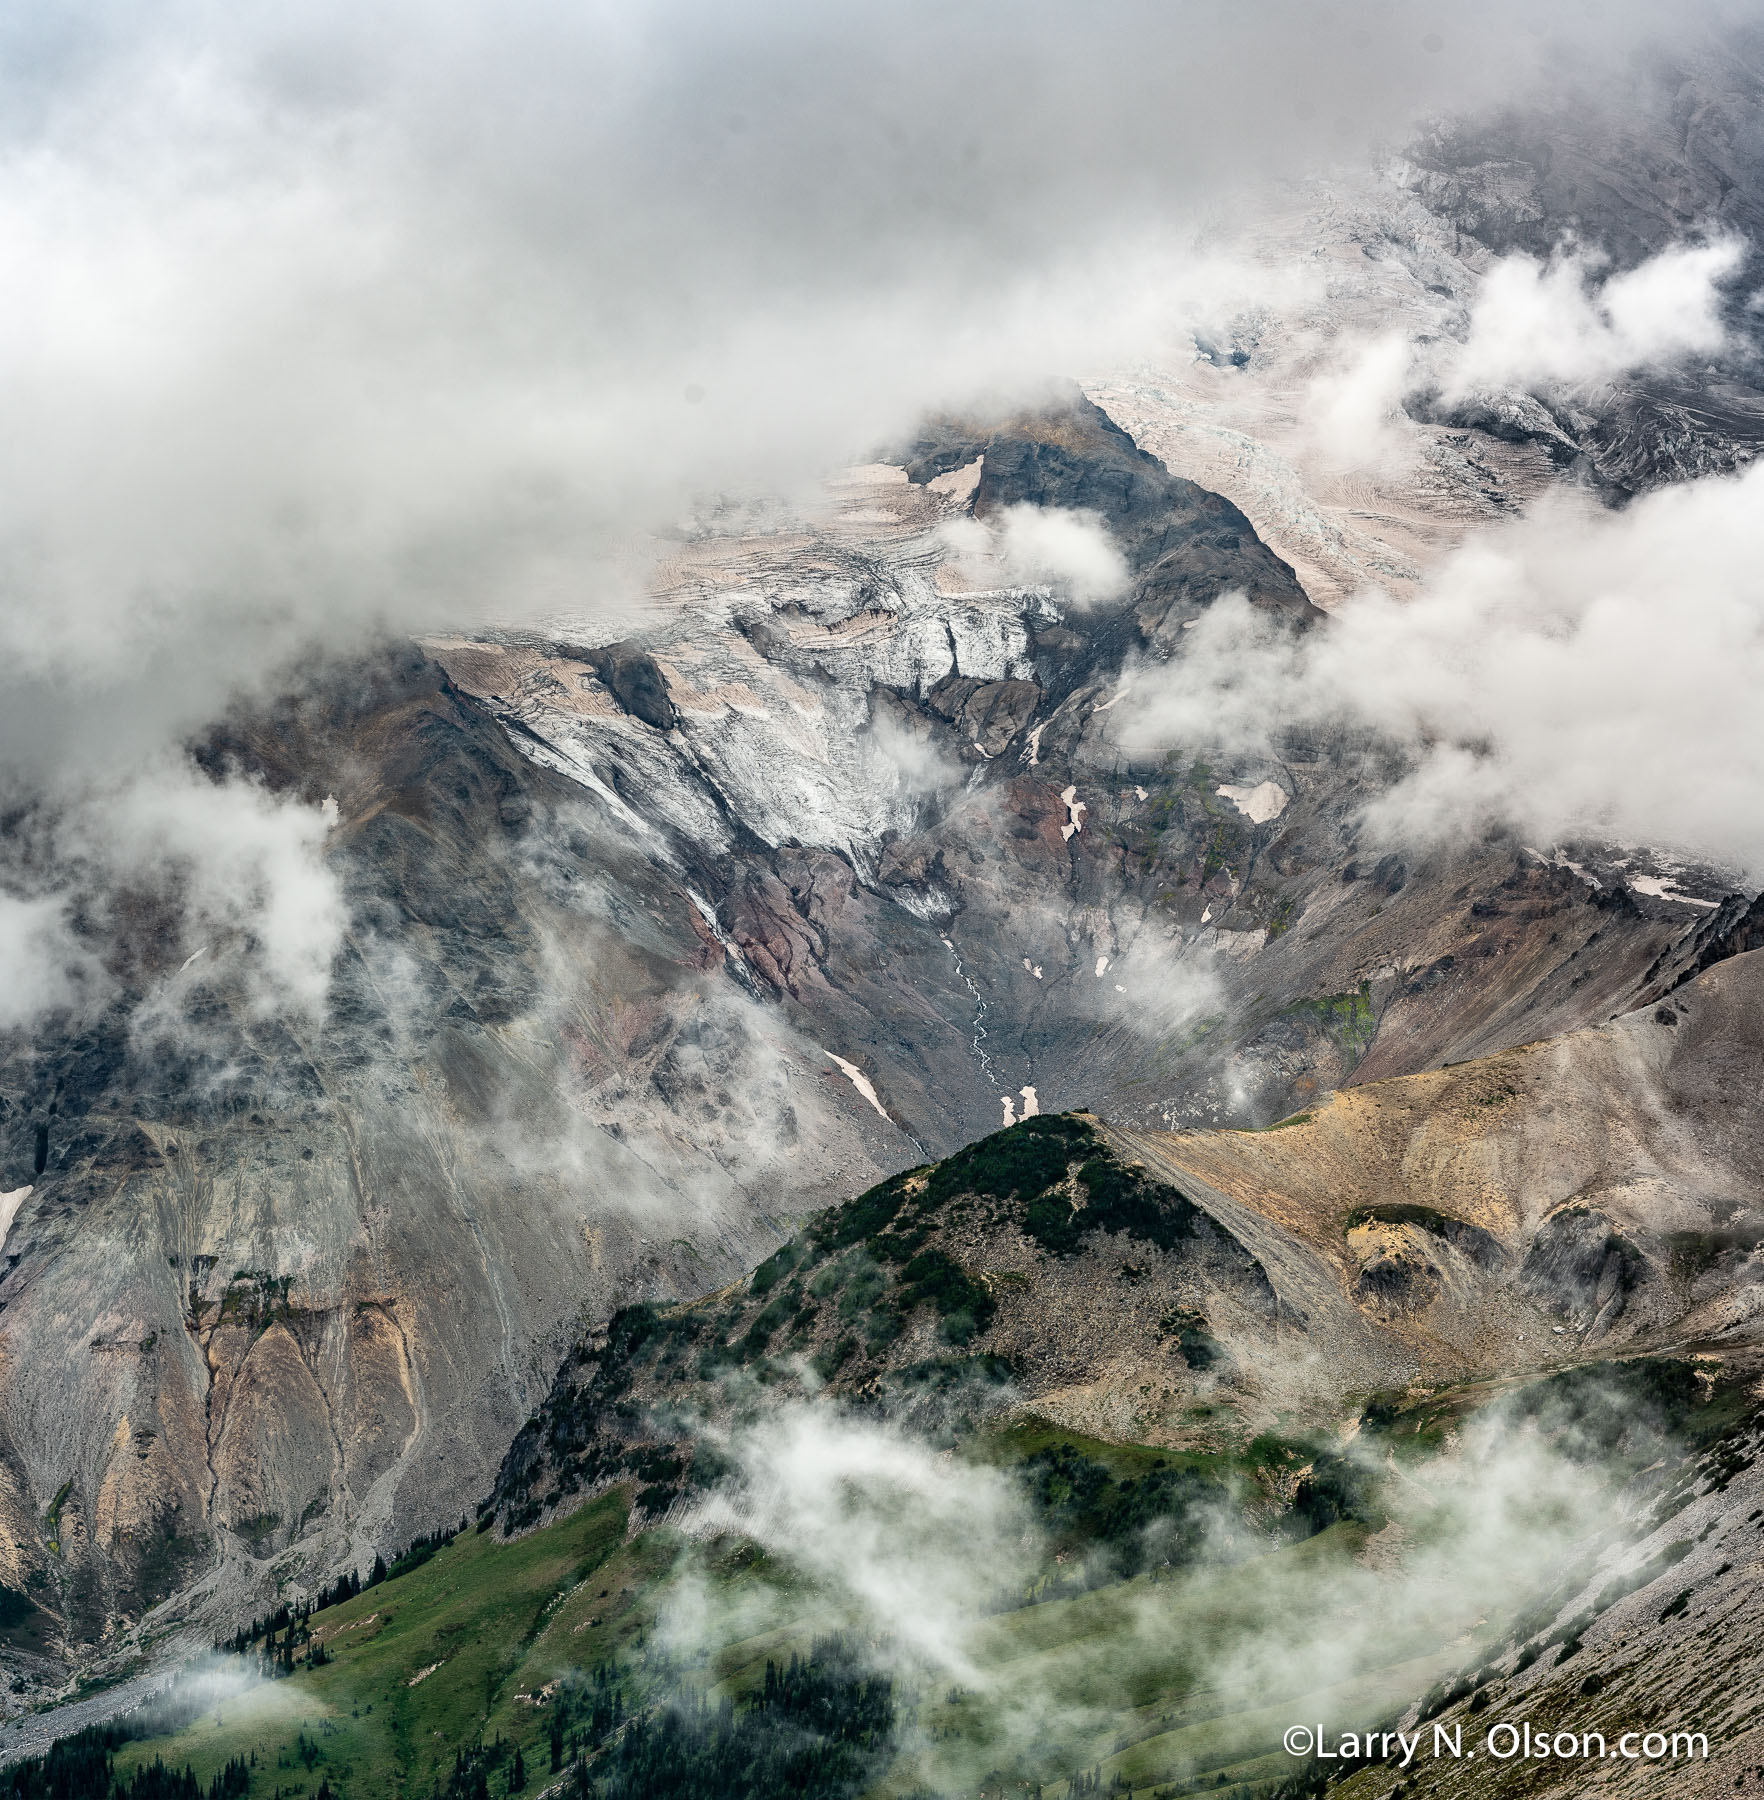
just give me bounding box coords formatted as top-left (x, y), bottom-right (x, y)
top-left (1302, 236), bottom-right (1749, 472)
top-left (1441, 237), bottom-right (1745, 400)
top-left (1118, 459), bottom-right (1764, 874)
top-left (0, 0), bottom-right (1737, 767)
top-left (2, 761), bottom-right (346, 1036)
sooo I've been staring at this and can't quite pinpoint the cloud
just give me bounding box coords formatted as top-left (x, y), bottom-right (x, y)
top-left (1299, 236), bottom-right (1747, 478)
top-left (94, 764), bottom-right (347, 1018)
top-left (1296, 232), bottom-right (1749, 489)
top-left (991, 506), bottom-right (1131, 607)
top-left (0, 0), bottom-right (1734, 778)
top-left (1176, 1414), bottom-right (1626, 1726)
top-left (1303, 333), bottom-right (1417, 473)
top-left (0, 1), bottom-right (1750, 1043)
top-left (1115, 458), bottom-right (1764, 874)
top-left (0, 893), bottom-right (93, 1032)
top-left (0, 758), bottom-right (346, 1034)
top-left (864, 702), bottom-right (964, 803)
top-left (682, 1403), bottom-right (1036, 1681)
top-left (1440, 237), bottom-right (1744, 401)
top-left (939, 506), bottom-right (1130, 607)
top-left (1078, 923), bottom-right (1224, 1043)
top-left (653, 1380), bottom-right (1661, 1788)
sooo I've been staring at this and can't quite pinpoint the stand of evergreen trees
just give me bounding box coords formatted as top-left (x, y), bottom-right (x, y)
top-left (219, 1518), bottom-right (470, 1663)
top-left (431, 1732), bottom-right (526, 1800)
top-left (0, 1725), bottom-right (252, 1800)
top-left (568, 1635), bottom-right (893, 1800)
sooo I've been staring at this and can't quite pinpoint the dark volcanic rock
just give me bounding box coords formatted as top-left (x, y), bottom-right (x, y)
top-left (583, 642), bottom-right (678, 732)
top-left (1516, 1206), bottom-right (1648, 1334)
top-left (902, 389), bottom-right (1324, 641)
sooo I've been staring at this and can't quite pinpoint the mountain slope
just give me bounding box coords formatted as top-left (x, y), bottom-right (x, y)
top-left (488, 945), bottom-right (1764, 1541)
top-left (0, 397), bottom-right (1740, 1680)
top-left (16, 1085), bottom-right (1756, 1797)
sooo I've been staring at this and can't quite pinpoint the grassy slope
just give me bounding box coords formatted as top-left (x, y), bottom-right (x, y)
top-left (101, 1453), bottom-right (1496, 1800)
top-left (114, 1493), bottom-right (662, 1798)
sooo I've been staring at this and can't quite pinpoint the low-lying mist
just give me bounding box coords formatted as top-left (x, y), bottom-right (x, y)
top-left (634, 1365), bottom-right (1697, 1790)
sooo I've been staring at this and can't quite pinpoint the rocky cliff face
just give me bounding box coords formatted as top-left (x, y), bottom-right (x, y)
top-left (0, 653), bottom-right (891, 1677)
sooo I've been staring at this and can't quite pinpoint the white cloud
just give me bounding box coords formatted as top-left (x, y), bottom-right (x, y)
top-left (1298, 236), bottom-right (1746, 477)
top-left (940, 505), bottom-right (1129, 606)
top-left (0, 1), bottom-right (1746, 1040)
top-left (1116, 459), bottom-right (1764, 875)
top-left (684, 1403), bottom-right (1036, 1680)
top-left (1441, 237), bottom-right (1743, 401)
top-left (0, 893), bottom-right (92, 1031)
top-left (992, 505), bottom-right (1132, 606)
top-left (1080, 926), bottom-right (1224, 1042)
top-left (1304, 332), bottom-right (1416, 472)
top-left (0, 0), bottom-right (1722, 779)
top-left (0, 760), bottom-right (346, 1033)
top-left (94, 765), bottom-right (347, 1018)
top-left (865, 704), bottom-right (963, 800)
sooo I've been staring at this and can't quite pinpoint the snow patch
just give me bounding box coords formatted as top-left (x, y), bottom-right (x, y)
top-left (0, 1187), bottom-right (31, 1259)
top-left (1060, 785), bottom-right (1086, 840)
top-left (825, 1052), bottom-right (891, 1122)
top-left (1215, 780), bottom-right (1288, 824)
top-left (830, 462), bottom-right (910, 488)
top-left (927, 457), bottom-right (983, 502)
top-left (1627, 876), bottom-right (1720, 909)
top-left (1018, 1085), bottom-right (1039, 1117)
top-left (686, 890), bottom-right (744, 964)
top-left (1023, 722), bottom-right (1046, 766)
top-left (1094, 955), bottom-right (1110, 977)
top-left (1524, 847), bottom-right (1602, 889)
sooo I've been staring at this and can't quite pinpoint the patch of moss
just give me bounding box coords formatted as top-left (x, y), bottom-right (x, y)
top-left (1258, 1110), bottom-right (1313, 1131)
top-left (1286, 984), bottom-right (1378, 1064)
top-left (44, 1479), bottom-right (72, 1557)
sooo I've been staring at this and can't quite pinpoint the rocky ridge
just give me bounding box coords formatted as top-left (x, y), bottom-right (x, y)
top-left (490, 943), bottom-right (1764, 1537)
